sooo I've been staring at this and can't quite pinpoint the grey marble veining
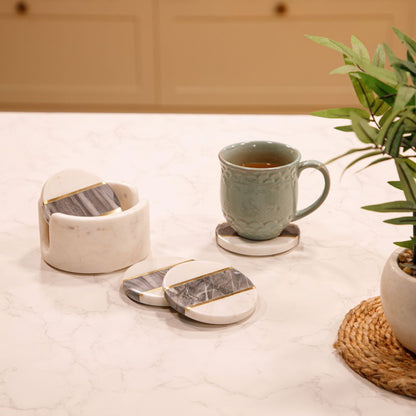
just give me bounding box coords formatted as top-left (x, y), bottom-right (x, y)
top-left (165, 268), bottom-right (255, 314)
top-left (123, 268), bottom-right (169, 303)
top-left (42, 183), bottom-right (121, 222)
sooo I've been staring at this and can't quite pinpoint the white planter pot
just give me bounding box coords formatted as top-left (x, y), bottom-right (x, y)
top-left (380, 248), bottom-right (416, 354)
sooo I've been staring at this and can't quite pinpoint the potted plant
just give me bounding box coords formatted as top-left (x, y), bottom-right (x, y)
top-left (307, 28), bottom-right (416, 353)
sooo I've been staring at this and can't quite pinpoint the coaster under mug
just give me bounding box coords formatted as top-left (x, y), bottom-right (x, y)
top-left (215, 222), bottom-right (300, 256)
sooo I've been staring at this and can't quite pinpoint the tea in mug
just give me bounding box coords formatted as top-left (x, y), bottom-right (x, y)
top-left (241, 161), bottom-right (282, 168)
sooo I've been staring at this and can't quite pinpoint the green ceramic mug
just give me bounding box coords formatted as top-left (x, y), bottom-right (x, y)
top-left (219, 141), bottom-right (330, 240)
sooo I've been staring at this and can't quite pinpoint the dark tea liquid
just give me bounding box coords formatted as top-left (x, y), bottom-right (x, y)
top-left (242, 161), bottom-right (282, 168)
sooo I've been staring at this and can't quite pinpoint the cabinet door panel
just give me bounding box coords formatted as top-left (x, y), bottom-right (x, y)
top-left (158, 0), bottom-right (412, 109)
top-left (0, 1), bottom-right (155, 106)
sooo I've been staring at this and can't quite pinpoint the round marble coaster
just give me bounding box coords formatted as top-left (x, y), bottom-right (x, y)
top-left (123, 257), bottom-right (194, 307)
top-left (163, 260), bottom-right (257, 324)
top-left (41, 169), bottom-right (121, 222)
top-left (215, 222), bottom-right (300, 256)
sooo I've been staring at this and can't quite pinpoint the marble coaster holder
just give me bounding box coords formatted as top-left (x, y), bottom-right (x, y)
top-left (38, 181), bottom-right (150, 274)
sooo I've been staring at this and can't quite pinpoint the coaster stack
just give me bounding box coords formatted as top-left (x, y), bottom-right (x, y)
top-left (123, 258), bottom-right (257, 325)
top-left (334, 296), bottom-right (416, 398)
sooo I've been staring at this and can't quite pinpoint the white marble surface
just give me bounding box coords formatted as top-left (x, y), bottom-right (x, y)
top-left (1, 112), bottom-right (415, 415)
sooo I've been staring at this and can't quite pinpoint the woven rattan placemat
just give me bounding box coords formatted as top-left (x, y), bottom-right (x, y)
top-left (334, 296), bottom-right (416, 398)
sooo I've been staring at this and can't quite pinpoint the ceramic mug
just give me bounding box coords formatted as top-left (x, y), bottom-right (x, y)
top-left (219, 140), bottom-right (330, 240)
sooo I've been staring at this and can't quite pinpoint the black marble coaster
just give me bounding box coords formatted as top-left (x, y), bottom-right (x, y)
top-left (216, 222), bottom-right (300, 256)
top-left (123, 257), bottom-right (194, 307)
top-left (162, 260), bottom-right (257, 324)
top-left (42, 182), bottom-right (121, 222)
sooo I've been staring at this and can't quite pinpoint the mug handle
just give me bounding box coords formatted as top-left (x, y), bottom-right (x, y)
top-left (293, 160), bottom-right (330, 221)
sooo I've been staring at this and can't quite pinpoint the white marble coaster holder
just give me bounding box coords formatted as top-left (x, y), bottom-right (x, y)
top-left (38, 181), bottom-right (150, 274)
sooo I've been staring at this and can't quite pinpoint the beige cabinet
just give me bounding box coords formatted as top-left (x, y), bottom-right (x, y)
top-left (0, 0), bottom-right (414, 112)
top-left (158, 0), bottom-right (414, 111)
top-left (0, 0), bottom-right (156, 107)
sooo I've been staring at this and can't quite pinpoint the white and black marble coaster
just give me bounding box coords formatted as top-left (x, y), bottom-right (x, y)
top-left (123, 257), bottom-right (194, 307)
top-left (215, 222), bottom-right (300, 256)
top-left (163, 260), bottom-right (257, 324)
top-left (41, 169), bottom-right (121, 222)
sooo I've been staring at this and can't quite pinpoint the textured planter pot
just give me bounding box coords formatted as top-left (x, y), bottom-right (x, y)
top-left (380, 248), bottom-right (416, 354)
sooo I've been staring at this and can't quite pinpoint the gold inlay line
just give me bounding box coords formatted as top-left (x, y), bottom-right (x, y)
top-left (144, 286), bottom-right (163, 293)
top-left (100, 207), bottom-right (123, 216)
top-left (186, 286), bottom-right (255, 310)
top-left (43, 181), bottom-right (106, 205)
top-left (166, 267), bottom-right (232, 289)
top-left (123, 259), bottom-right (194, 282)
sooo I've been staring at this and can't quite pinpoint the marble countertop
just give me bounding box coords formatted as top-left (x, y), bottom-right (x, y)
top-left (1, 112), bottom-right (415, 415)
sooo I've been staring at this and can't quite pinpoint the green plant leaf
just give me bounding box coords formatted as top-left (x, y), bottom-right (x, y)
top-left (406, 51), bottom-right (416, 85)
top-left (393, 86), bottom-right (416, 112)
top-left (395, 158), bottom-right (416, 204)
top-left (395, 240), bottom-right (414, 249)
top-left (311, 108), bottom-right (370, 119)
top-left (384, 43), bottom-right (409, 85)
top-left (351, 35), bottom-right (370, 63)
top-left (379, 108), bottom-right (393, 126)
top-left (357, 156), bottom-right (392, 171)
top-left (392, 59), bottom-right (416, 77)
top-left (376, 108), bottom-right (403, 145)
top-left (343, 150), bottom-right (383, 171)
top-left (405, 159), bottom-right (416, 176)
top-left (391, 125), bottom-right (406, 157)
top-left (372, 43), bottom-right (385, 68)
top-left (384, 110), bottom-right (416, 156)
top-left (325, 146), bottom-right (374, 164)
top-left (362, 200), bottom-right (416, 212)
top-left (351, 113), bottom-right (378, 144)
top-left (388, 180), bottom-right (403, 190)
top-left (330, 65), bottom-right (358, 75)
top-left (403, 115), bottom-right (416, 132)
top-left (384, 216), bottom-right (416, 225)
top-left (394, 236), bottom-right (416, 251)
top-left (305, 35), bottom-right (357, 60)
top-left (393, 27), bottom-right (416, 59)
top-left (354, 73), bottom-right (397, 105)
top-left (358, 60), bottom-right (398, 86)
top-left (334, 125), bottom-right (353, 132)
top-left (306, 34), bottom-right (397, 84)
top-left (372, 98), bottom-right (390, 116)
top-left (385, 119), bottom-right (406, 157)
top-left (402, 136), bottom-right (414, 151)
top-left (349, 74), bottom-right (375, 109)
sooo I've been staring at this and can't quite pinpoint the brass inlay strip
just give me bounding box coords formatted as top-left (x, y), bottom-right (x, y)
top-left (43, 181), bottom-right (106, 205)
top-left (143, 286), bottom-right (164, 294)
top-left (165, 267), bottom-right (232, 289)
top-left (186, 286), bottom-right (255, 310)
top-left (100, 207), bottom-right (123, 216)
top-left (123, 259), bottom-right (194, 282)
